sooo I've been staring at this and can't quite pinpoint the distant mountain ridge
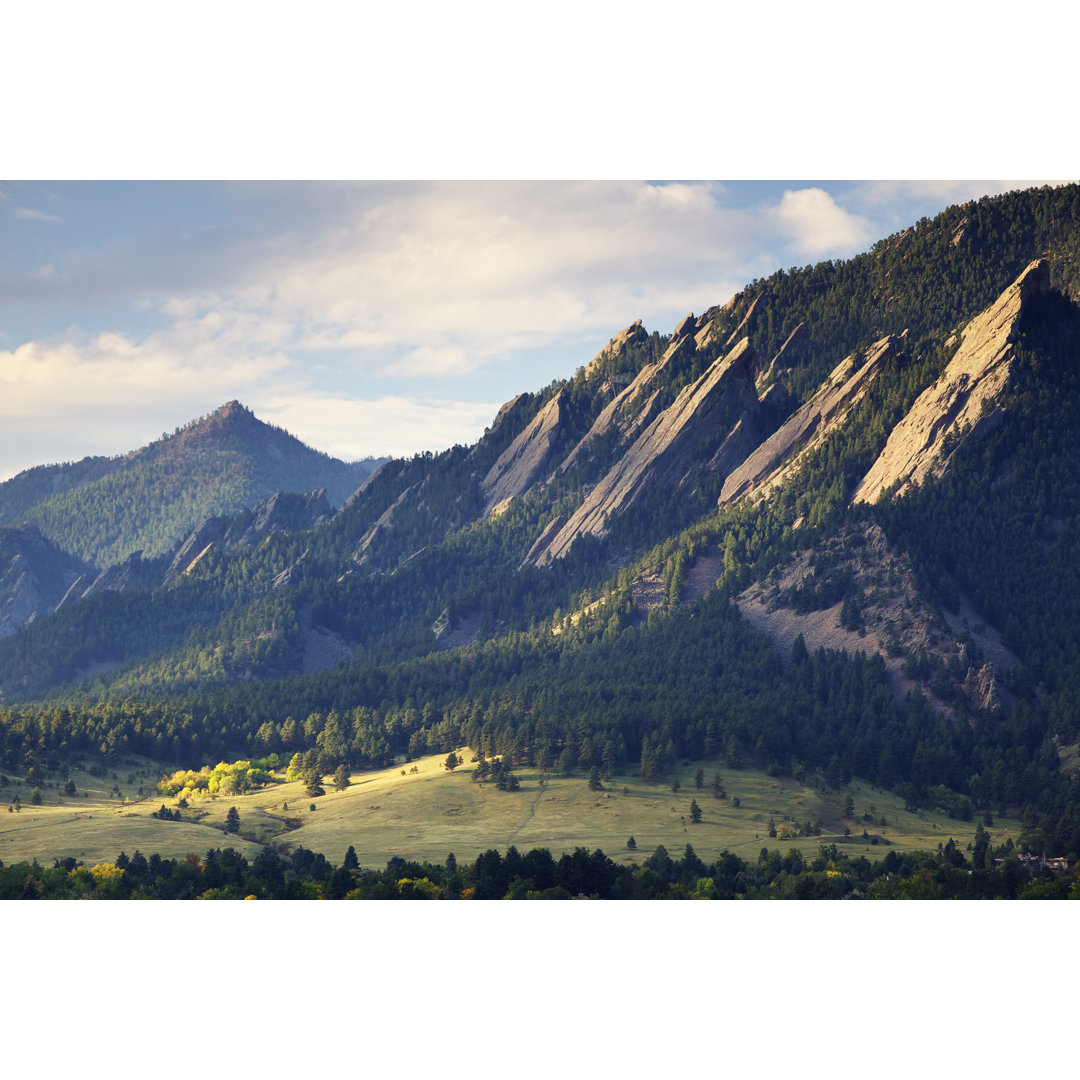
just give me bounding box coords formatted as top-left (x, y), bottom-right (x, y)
top-left (0, 401), bottom-right (387, 568)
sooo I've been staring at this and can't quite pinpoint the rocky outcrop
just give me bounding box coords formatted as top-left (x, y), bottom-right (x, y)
top-left (0, 525), bottom-right (88, 633)
top-left (482, 391), bottom-right (566, 514)
top-left (725, 289), bottom-right (764, 348)
top-left (163, 516), bottom-right (224, 586)
top-left (355, 483), bottom-right (419, 560)
top-left (521, 514), bottom-right (567, 568)
top-left (559, 310), bottom-right (722, 477)
top-left (530, 338), bottom-right (761, 565)
top-left (486, 393), bottom-right (528, 434)
top-left (583, 319), bottom-right (650, 379)
top-left (720, 334), bottom-right (902, 505)
top-left (756, 322), bottom-right (808, 392)
top-left (853, 259), bottom-right (1050, 505)
top-left (236, 489), bottom-right (331, 546)
top-left (0, 557), bottom-right (45, 638)
top-left (80, 550), bottom-right (145, 600)
top-left (273, 549), bottom-right (309, 589)
top-left (161, 489), bottom-right (332, 586)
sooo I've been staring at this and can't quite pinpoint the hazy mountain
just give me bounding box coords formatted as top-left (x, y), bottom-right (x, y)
top-left (0, 400), bottom-right (387, 568)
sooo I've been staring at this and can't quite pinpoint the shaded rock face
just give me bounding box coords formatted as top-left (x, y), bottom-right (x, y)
top-left (237, 489), bottom-right (331, 547)
top-left (162, 516), bottom-right (225, 587)
top-left (162, 489), bottom-right (333, 586)
top-left (530, 338), bottom-right (761, 565)
top-left (720, 334), bottom-right (902, 506)
top-left (0, 525), bottom-right (88, 635)
top-left (80, 550), bottom-right (145, 601)
top-left (853, 259), bottom-right (1050, 505)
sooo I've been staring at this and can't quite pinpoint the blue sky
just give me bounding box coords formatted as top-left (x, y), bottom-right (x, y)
top-left (0, 179), bottom-right (1048, 480)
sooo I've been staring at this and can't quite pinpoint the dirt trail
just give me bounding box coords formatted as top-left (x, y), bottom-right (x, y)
top-left (506, 786), bottom-right (546, 844)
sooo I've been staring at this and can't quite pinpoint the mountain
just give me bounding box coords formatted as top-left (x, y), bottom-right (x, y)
top-left (0, 401), bottom-right (388, 568)
top-left (4, 182), bottom-right (1080, 859)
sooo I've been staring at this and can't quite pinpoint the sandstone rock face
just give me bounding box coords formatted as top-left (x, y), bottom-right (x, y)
top-left (521, 514), bottom-right (567, 568)
top-left (530, 338), bottom-right (760, 565)
top-left (755, 322), bottom-right (808, 392)
top-left (355, 482), bottom-right (419, 560)
top-left (161, 490), bottom-right (332, 586)
top-left (559, 309), bottom-right (724, 477)
top-left (0, 557), bottom-right (45, 638)
top-left (583, 319), bottom-right (649, 379)
top-left (482, 390), bottom-right (566, 514)
top-left (725, 289), bottom-right (763, 348)
top-left (720, 334), bottom-right (901, 505)
top-left (853, 259), bottom-right (1049, 505)
top-left (558, 370), bottom-right (664, 476)
top-left (55, 573), bottom-right (92, 612)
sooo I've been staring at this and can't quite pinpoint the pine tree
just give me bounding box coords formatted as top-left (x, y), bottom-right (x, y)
top-left (225, 806), bottom-right (240, 833)
top-left (689, 798), bottom-right (702, 824)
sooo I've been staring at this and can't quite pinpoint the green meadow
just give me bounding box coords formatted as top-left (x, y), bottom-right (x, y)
top-left (0, 750), bottom-right (1018, 871)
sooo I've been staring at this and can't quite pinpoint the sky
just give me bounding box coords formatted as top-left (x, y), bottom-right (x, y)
top-left (0, 178), bottom-right (1052, 480)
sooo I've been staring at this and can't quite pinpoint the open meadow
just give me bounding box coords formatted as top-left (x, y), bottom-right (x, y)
top-left (0, 749), bottom-right (1019, 871)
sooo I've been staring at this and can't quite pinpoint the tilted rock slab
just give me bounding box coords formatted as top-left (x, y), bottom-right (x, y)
top-left (530, 338), bottom-right (759, 565)
top-left (481, 389), bottom-right (566, 514)
top-left (559, 309), bottom-right (725, 477)
top-left (853, 258), bottom-right (1049, 505)
top-left (720, 334), bottom-right (902, 505)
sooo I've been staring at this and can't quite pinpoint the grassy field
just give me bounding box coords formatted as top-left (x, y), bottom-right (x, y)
top-left (0, 750), bottom-right (1020, 870)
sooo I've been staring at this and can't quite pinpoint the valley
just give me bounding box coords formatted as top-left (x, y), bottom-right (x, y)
top-left (0, 749), bottom-right (1020, 870)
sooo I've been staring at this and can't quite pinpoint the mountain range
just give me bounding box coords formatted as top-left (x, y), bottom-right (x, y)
top-left (4, 182), bottom-right (1080, 859)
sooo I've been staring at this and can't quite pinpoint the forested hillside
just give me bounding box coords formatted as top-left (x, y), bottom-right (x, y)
top-left (0, 400), bottom-right (386, 567)
top-left (5, 183), bottom-right (1080, 867)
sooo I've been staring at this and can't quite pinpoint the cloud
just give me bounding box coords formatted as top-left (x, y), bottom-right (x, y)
top-left (771, 188), bottom-right (875, 258)
top-left (14, 206), bottom-right (62, 223)
top-left (0, 182), bottom-right (777, 380)
top-left (255, 393), bottom-right (502, 461)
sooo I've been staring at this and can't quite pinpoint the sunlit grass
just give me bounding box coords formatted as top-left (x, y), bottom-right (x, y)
top-left (0, 749), bottom-right (1019, 869)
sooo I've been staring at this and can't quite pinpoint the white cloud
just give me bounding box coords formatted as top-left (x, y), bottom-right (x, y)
top-left (255, 393), bottom-right (502, 461)
top-left (771, 188), bottom-right (875, 259)
top-left (143, 181), bottom-right (772, 379)
top-left (14, 206), bottom-right (62, 222)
